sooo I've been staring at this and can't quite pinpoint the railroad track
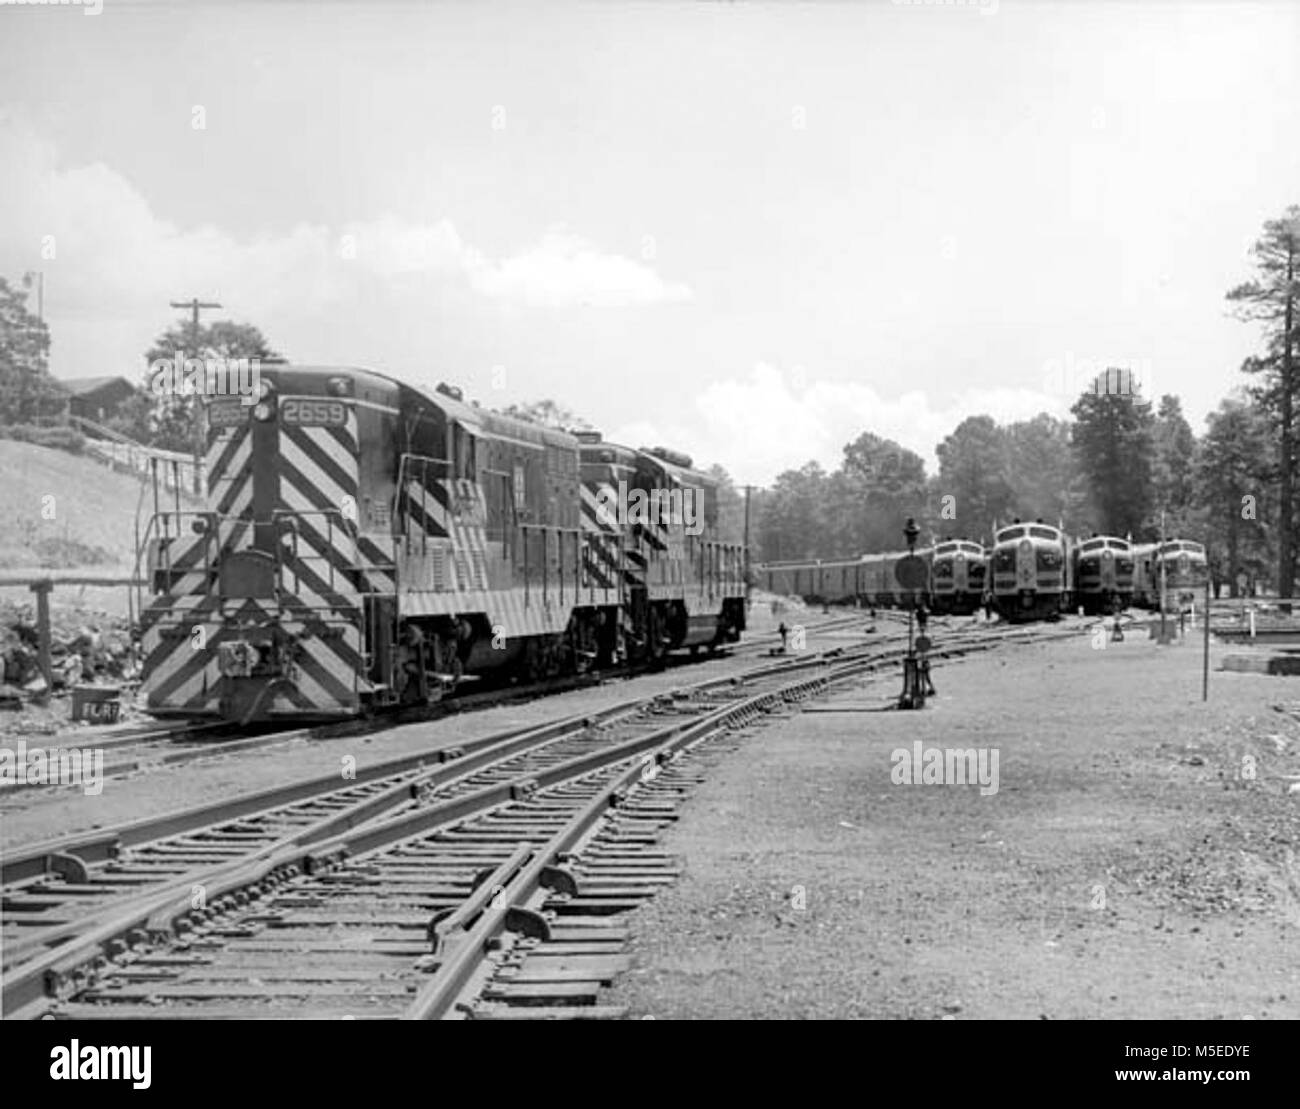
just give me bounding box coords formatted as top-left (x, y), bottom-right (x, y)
top-left (2, 619), bottom-right (1066, 1019)
top-left (0, 613), bottom-right (873, 795)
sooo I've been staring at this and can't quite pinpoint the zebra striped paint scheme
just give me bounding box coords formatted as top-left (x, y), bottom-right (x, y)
top-left (140, 405), bottom-right (366, 717)
top-left (580, 480), bottom-right (623, 591)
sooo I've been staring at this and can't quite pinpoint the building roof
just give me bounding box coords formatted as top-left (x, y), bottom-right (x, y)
top-left (62, 375), bottom-right (135, 396)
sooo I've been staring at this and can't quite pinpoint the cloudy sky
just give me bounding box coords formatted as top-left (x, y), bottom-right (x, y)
top-left (1, 0), bottom-right (1297, 484)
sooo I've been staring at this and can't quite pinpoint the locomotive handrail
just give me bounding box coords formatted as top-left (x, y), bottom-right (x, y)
top-left (272, 507), bottom-right (357, 600)
top-left (137, 509), bottom-right (221, 596)
top-left (396, 452), bottom-right (453, 556)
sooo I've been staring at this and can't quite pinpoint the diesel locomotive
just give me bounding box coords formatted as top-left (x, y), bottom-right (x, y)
top-left (930, 539), bottom-right (987, 615)
top-left (135, 365), bottom-right (746, 723)
top-left (1131, 539), bottom-right (1209, 612)
top-left (1073, 535), bottom-right (1135, 615)
top-left (987, 521), bottom-right (1073, 621)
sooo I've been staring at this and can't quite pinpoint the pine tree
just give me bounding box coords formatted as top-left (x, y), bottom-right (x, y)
top-left (1227, 206), bottom-right (1300, 597)
top-left (1151, 395), bottom-right (1198, 533)
top-left (1070, 372), bottom-right (1156, 537)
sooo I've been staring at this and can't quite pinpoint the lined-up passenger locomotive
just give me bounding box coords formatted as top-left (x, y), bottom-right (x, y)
top-left (1072, 535), bottom-right (1134, 615)
top-left (136, 365), bottom-right (746, 723)
top-left (756, 517), bottom-right (1210, 623)
top-left (930, 539), bottom-right (987, 615)
top-left (988, 521), bottom-right (1073, 621)
top-left (1131, 539), bottom-right (1209, 611)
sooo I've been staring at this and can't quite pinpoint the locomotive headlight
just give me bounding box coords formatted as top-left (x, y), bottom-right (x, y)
top-left (253, 401), bottom-right (274, 421)
top-left (327, 375), bottom-right (353, 397)
top-left (255, 378), bottom-right (274, 400)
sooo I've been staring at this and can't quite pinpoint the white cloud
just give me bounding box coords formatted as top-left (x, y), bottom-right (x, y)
top-left (0, 118), bottom-right (692, 378)
top-left (468, 230), bottom-right (692, 308)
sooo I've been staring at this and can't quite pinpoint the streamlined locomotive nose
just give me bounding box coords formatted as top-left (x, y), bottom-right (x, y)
top-left (1017, 538), bottom-right (1034, 587)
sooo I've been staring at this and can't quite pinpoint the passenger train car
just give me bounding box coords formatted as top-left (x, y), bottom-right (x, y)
top-left (755, 559), bottom-right (832, 603)
top-left (988, 521), bottom-right (1073, 621)
top-left (752, 539), bottom-right (987, 616)
top-left (136, 365), bottom-right (746, 723)
top-left (1132, 539), bottom-right (1209, 612)
top-left (1073, 535), bottom-right (1135, 615)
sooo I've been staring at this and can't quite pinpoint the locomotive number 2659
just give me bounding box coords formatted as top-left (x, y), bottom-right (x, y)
top-left (281, 398), bottom-right (347, 426)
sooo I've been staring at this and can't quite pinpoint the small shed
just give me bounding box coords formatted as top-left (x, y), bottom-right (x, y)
top-left (64, 376), bottom-right (137, 424)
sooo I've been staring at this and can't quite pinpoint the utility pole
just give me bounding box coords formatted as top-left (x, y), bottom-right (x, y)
top-left (743, 485), bottom-right (752, 604)
top-left (169, 297), bottom-right (221, 496)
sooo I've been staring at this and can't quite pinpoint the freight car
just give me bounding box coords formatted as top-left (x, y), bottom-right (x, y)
top-left (135, 365), bottom-right (746, 723)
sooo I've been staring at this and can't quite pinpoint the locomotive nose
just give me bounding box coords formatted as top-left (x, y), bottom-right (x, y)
top-left (1018, 538), bottom-right (1034, 584)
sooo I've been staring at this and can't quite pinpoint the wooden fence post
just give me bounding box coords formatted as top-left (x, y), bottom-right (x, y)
top-left (30, 579), bottom-right (53, 701)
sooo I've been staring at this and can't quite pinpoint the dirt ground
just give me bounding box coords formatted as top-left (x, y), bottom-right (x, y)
top-left (607, 629), bottom-right (1300, 1020)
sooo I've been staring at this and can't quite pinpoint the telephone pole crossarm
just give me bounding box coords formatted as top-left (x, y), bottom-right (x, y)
top-left (167, 297), bottom-right (222, 495)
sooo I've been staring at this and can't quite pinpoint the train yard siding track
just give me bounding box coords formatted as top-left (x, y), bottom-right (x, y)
top-left (3, 620), bottom-right (1070, 1019)
top-left (0, 612), bottom-right (865, 793)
